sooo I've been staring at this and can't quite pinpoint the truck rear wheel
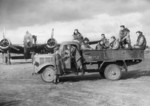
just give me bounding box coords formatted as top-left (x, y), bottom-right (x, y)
top-left (41, 66), bottom-right (56, 83)
top-left (104, 64), bottom-right (122, 80)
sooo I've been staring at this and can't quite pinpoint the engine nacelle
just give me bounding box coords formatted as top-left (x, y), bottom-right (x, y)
top-left (0, 38), bottom-right (11, 50)
top-left (46, 38), bottom-right (57, 49)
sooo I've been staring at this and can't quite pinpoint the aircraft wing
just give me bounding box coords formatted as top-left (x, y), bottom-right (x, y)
top-left (0, 38), bottom-right (24, 54)
top-left (30, 43), bottom-right (58, 54)
top-left (30, 44), bottom-right (47, 53)
top-left (2, 44), bottom-right (24, 54)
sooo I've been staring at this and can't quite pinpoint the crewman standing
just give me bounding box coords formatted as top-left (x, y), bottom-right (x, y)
top-left (119, 25), bottom-right (132, 49)
top-left (72, 29), bottom-right (84, 44)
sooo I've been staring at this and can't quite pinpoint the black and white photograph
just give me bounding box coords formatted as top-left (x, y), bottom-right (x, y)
top-left (0, 0), bottom-right (150, 106)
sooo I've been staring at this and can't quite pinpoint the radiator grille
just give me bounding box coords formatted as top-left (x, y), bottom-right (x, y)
top-left (39, 57), bottom-right (54, 65)
top-left (40, 58), bottom-right (45, 65)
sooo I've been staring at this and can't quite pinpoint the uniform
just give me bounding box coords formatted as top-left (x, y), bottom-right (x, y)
top-left (95, 43), bottom-right (103, 50)
top-left (119, 28), bottom-right (131, 49)
top-left (81, 42), bottom-right (93, 50)
top-left (109, 39), bottom-right (120, 50)
top-left (96, 38), bottom-right (109, 50)
top-left (134, 34), bottom-right (146, 50)
top-left (73, 32), bottom-right (84, 44)
top-left (54, 51), bottom-right (64, 83)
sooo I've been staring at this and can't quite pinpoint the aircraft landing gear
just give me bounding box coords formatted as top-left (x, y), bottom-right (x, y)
top-left (5, 50), bottom-right (11, 65)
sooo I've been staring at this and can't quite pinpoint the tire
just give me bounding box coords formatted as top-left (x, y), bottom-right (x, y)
top-left (41, 66), bottom-right (56, 83)
top-left (104, 64), bottom-right (122, 80)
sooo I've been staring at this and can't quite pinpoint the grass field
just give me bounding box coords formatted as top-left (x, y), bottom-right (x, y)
top-left (0, 53), bottom-right (150, 106)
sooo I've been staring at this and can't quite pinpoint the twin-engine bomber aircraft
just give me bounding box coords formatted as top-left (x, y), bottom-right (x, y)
top-left (0, 29), bottom-right (57, 64)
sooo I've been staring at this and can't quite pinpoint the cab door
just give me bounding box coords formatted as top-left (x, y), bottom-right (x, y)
top-left (61, 44), bottom-right (71, 69)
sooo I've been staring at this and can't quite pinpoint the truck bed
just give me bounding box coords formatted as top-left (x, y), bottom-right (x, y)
top-left (82, 49), bottom-right (144, 62)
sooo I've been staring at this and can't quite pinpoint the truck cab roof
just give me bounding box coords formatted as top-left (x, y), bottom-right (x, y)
top-left (60, 40), bottom-right (81, 49)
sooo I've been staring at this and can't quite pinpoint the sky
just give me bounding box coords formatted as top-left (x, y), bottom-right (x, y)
top-left (0, 0), bottom-right (150, 46)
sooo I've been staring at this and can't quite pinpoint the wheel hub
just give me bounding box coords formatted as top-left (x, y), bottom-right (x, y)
top-left (41, 67), bottom-right (56, 83)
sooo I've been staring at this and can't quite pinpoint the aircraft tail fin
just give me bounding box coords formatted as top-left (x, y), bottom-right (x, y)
top-left (51, 28), bottom-right (54, 38)
top-left (2, 27), bottom-right (6, 39)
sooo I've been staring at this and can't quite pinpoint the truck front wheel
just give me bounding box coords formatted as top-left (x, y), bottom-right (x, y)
top-left (104, 64), bottom-right (122, 80)
top-left (41, 66), bottom-right (56, 83)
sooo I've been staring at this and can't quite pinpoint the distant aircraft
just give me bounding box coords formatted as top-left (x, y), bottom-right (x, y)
top-left (28, 28), bottom-right (57, 54)
top-left (0, 28), bottom-right (57, 64)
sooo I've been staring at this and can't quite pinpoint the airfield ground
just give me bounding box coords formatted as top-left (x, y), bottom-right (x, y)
top-left (0, 53), bottom-right (150, 106)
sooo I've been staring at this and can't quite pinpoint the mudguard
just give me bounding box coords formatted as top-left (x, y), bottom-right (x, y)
top-left (34, 62), bottom-right (55, 74)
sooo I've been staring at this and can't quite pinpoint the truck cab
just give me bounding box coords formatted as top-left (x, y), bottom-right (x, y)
top-left (33, 41), bottom-right (81, 82)
top-left (33, 41), bottom-right (144, 83)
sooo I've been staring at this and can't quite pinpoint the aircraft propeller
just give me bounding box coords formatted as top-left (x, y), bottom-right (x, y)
top-left (0, 38), bottom-right (11, 50)
top-left (46, 28), bottom-right (57, 49)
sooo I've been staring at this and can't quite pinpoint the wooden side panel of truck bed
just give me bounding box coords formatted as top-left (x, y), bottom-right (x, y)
top-left (82, 49), bottom-right (144, 62)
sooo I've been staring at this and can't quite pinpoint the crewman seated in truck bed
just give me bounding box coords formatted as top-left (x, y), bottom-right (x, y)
top-left (81, 37), bottom-right (93, 50)
top-left (95, 34), bottom-right (109, 50)
top-left (134, 31), bottom-right (147, 50)
top-left (109, 36), bottom-right (120, 50)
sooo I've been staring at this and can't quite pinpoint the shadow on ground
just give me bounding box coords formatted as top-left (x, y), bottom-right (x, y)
top-left (122, 70), bottom-right (150, 80)
top-left (0, 93), bottom-right (22, 106)
top-left (59, 73), bottom-right (101, 83)
top-left (59, 69), bottom-right (150, 83)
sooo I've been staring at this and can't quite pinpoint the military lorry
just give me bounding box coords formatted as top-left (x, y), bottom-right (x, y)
top-left (33, 41), bottom-right (144, 83)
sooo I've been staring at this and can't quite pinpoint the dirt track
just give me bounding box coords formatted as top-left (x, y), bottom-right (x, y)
top-left (0, 53), bottom-right (150, 106)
